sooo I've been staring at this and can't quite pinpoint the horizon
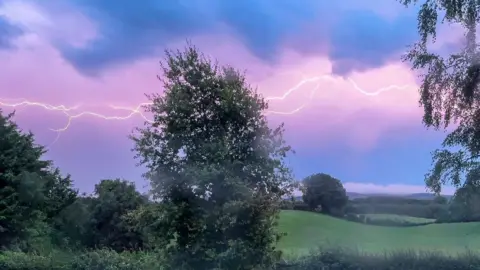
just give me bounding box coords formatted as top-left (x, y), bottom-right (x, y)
top-left (0, 0), bottom-right (460, 195)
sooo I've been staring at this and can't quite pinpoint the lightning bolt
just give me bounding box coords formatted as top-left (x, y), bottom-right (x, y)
top-left (0, 75), bottom-right (416, 146)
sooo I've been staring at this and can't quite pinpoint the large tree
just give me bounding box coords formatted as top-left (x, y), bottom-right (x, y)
top-left (399, 0), bottom-right (480, 193)
top-left (0, 111), bottom-right (78, 250)
top-left (0, 111), bottom-right (51, 248)
top-left (301, 173), bottom-right (348, 215)
top-left (131, 45), bottom-right (293, 269)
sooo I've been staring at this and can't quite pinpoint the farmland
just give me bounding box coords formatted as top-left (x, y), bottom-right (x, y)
top-left (278, 210), bottom-right (480, 256)
top-left (363, 213), bottom-right (435, 224)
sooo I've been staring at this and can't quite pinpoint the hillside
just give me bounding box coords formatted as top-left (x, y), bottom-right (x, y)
top-left (294, 192), bottom-right (452, 201)
top-left (277, 210), bottom-right (480, 255)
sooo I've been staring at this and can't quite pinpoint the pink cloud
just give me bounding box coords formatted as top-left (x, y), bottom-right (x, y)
top-left (0, 1), bottom-right (454, 195)
top-left (0, 29), bottom-right (423, 152)
top-left (0, 1), bottom-right (429, 190)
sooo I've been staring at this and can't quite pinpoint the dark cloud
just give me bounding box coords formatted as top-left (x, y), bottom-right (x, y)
top-left (48, 0), bottom-right (417, 75)
top-left (329, 11), bottom-right (417, 75)
top-left (0, 16), bottom-right (23, 49)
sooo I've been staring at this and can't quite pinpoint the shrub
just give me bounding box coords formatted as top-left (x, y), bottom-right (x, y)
top-left (0, 250), bottom-right (165, 270)
top-left (284, 247), bottom-right (480, 270)
top-left (70, 250), bottom-right (164, 270)
top-left (292, 202), bottom-right (311, 211)
top-left (0, 251), bottom-right (70, 270)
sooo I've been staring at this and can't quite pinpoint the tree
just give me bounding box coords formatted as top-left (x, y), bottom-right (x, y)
top-left (433, 195), bottom-right (447, 205)
top-left (51, 195), bottom-right (93, 249)
top-left (0, 111), bottom-right (52, 249)
top-left (131, 45), bottom-right (293, 269)
top-left (399, 0), bottom-right (480, 193)
top-left (42, 168), bottom-right (78, 222)
top-left (301, 173), bottom-right (348, 215)
top-left (86, 179), bottom-right (147, 251)
top-left (445, 181), bottom-right (480, 222)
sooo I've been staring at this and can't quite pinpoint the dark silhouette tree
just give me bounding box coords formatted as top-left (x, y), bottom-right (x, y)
top-left (0, 110), bottom-right (77, 250)
top-left (0, 111), bottom-right (49, 248)
top-left (444, 178), bottom-right (480, 222)
top-left (87, 179), bottom-right (147, 251)
top-left (302, 173), bottom-right (348, 215)
top-left (433, 195), bottom-right (448, 205)
top-left (131, 45), bottom-right (294, 269)
top-left (399, 0), bottom-right (480, 193)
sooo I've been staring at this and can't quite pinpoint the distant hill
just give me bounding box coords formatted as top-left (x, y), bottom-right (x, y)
top-left (293, 192), bottom-right (452, 201)
top-left (403, 193), bottom-right (453, 200)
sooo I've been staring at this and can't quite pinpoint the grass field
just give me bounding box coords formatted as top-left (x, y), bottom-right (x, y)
top-left (277, 210), bottom-right (480, 256)
top-left (363, 213), bottom-right (435, 224)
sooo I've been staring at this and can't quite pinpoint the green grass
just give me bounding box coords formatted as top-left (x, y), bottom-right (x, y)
top-left (277, 210), bottom-right (480, 256)
top-left (364, 213), bottom-right (435, 224)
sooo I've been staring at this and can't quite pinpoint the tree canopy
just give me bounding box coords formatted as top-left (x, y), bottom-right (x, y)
top-left (0, 111), bottom-right (78, 250)
top-left (399, 0), bottom-right (480, 193)
top-left (301, 173), bottom-right (348, 215)
top-left (131, 45), bottom-right (294, 269)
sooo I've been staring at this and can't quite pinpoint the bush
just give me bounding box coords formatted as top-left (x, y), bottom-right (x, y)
top-left (283, 247), bottom-right (480, 270)
top-left (292, 202), bottom-right (311, 212)
top-left (0, 251), bottom-right (70, 270)
top-left (0, 250), bottom-right (165, 270)
top-left (280, 200), bottom-right (294, 210)
top-left (344, 213), bottom-right (362, 223)
top-left (3, 248), bottom-right (480, 270)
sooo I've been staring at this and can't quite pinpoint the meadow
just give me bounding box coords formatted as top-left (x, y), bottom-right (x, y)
top-left (3, 209), bottom-right (479, 270)
top-left (277, 210), bottom-right (480, 256)
top-left (362, 214), bottom-right (435, 224)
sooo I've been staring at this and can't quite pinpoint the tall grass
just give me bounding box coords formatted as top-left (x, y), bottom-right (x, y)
top-left (2, 247), bottom-right (480, 270)
top-left (284, 247), bottom-right (480, 270)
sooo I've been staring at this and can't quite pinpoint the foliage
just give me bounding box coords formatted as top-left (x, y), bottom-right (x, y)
top-left (437, 182), bottom-right (480, 222)
top-left (121, 201), bottom-right (167, 250)
top-left (51, 196), bottom-right (93, 249)
top-left (130, 45), bottom-right (293, 269)
top-left (86, 179), bottom-right (148, 251)
top-left (4, 248), bottom-right (480, 270)
top-left (399, 0), bottom-right (480, 193)
top-left (0, 111), bottom-right (52, 249)
top-left (0, 250), bottom-right (165, 270)
top-left (286, 247), bottom-right (480, 270)
top-left (301, 173), bottom-right (348, 215)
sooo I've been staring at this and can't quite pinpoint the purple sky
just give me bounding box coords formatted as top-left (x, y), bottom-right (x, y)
top-left (0, 0), bottom-right (462, 195)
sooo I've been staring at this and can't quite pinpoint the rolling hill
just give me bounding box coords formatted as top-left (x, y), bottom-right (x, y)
top-left (277, 210), bottom-right (480, 255)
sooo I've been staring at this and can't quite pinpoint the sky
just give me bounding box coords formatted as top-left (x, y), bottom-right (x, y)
top-left (0, 0), bottom-right (463, 195)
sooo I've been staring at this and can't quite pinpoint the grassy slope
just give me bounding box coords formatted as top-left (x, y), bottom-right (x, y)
top-left (277, 210), bottom-right (480, 256)
top-left (364, 214), bottom-right (435, 223)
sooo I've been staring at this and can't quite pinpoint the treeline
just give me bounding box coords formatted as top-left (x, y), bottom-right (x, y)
top-left (346, 196), bottom-right (448, 220)
top-left (281, 173), bottom-right (448, 226)
top-left (287, 173), bottom-right (480, 226)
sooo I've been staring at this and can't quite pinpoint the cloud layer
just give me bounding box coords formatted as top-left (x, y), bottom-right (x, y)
top-left (24, 0), bottom-right (418, 76)
top-left (0, 15), bottom-right (22, 48)
top-left (0, 0), bottom-right (461, 193)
